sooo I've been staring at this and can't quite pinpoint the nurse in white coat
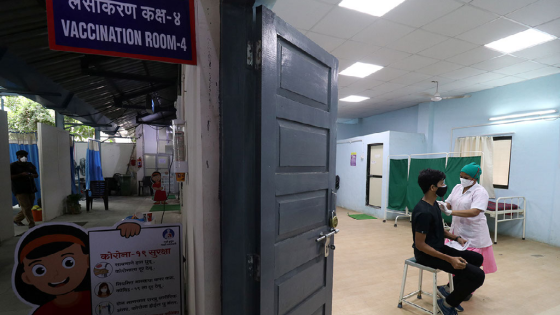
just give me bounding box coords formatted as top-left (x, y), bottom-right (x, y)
top-left (438, 162), bottom-right (497, 275)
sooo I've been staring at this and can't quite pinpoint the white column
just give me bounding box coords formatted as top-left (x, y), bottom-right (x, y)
top-left (181, 0), bottom-right (221, 313)
top-left (0, 111), bottom-right (15, 242)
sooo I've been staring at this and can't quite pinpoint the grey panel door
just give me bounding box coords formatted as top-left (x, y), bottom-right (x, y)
top-left (258, 6), bottom-right (339, 315)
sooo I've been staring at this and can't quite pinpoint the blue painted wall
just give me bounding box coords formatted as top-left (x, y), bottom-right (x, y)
top-left (345, 73), bottom-right (560, 247)
top-left (361, 106), bottom-right (419, 136)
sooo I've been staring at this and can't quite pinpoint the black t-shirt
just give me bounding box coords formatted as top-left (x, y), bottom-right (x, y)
top-left (411, 200), bottom-right (445, 258)
top-left (10, 162), bottom-right (38, 195)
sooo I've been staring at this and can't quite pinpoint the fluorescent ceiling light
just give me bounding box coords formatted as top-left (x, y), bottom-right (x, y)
top-left (339, 0), bottom-right (406, 17)
top-left (489, 109), bottom-right (557, 121)
top-left (485, 29), bottom-right (556, 54)
top-left (490, 115), bottom-right (559, 125)
top-left (340, 62), bottom-right (383, 78)
top-left (340, 95), bottom-right (370, 103)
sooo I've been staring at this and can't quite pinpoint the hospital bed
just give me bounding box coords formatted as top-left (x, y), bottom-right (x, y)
top-left (485, 196), bottom-right (526, 244)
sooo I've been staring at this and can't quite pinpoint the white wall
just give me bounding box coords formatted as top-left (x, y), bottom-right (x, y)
top-left (182, 0), bottom-right (221, 313)
top-left (143, 124), bottom-right (158, 154)
top-left (38, 124), bottom-right (72, 221)
top-left (75, 142), bottom-right (88, 165)
top-left (336, 131), bottom-right (426, 218)
top-left (0, 111), bottom-right (14, 242)
top-left (100, 143), bottom-right (135, 177)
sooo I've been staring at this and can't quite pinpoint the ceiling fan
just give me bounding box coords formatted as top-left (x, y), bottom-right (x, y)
top-left (427, 81), bottom-right (471, 102)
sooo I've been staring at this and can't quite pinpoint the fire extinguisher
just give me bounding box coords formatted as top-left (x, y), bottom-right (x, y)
top-left (130, 157), bottom-right (136, 166)
top-left (137, 157), bottom-right (142, 168)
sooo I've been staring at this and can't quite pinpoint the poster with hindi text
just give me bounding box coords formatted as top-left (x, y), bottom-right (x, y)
top-left (88, 224), bottom-right (183, 315)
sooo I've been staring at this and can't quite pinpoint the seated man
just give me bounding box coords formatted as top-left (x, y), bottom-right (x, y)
top-left (412, 169), bottom-right (485, 315)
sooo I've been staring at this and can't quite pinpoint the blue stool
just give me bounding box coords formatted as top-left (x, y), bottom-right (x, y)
top-left (398, 257), bottom-right (454, 315)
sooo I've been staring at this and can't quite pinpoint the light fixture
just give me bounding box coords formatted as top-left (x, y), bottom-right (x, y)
top-left (340, 62), bottom-right (383, 78)
top-left (490, 115), bottom-right (559, 125)
top-left (485, 29), bottom-right (556, 54)
top-left (340, 95), bottom-right (370, 102)
top-left (489, 109), bottom-right (558, 121)
top-left (339, 0), bottom-right (406, 17)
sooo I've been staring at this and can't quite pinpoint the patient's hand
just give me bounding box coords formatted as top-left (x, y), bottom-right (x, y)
top-left (449, 257), bottom-right (467, 270)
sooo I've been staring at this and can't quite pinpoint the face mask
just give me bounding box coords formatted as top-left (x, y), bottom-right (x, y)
top-left (19, 157), bottom-right (27, 163)
top-left (460, 178), bottom-right (474, 188)
top-left (435, 185), bottom-right (448, 197)
top-left (101, 288), bottom-right (107, 293)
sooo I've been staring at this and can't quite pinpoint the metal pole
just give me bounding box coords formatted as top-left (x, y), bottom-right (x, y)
top-left (55, 111), bottom-right (65, 129)
top-left (1, 96), bottom-right (4, 111)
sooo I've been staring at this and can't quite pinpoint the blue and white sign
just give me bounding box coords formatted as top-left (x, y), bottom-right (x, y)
top-left (46, 0), bottom-right (196, 64)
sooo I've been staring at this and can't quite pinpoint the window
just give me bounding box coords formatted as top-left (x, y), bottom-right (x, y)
top-left (493, 136), bottom-right (512, 189)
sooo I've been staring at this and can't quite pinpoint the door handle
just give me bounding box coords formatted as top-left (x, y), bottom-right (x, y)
top-left (316, 229), bottom-right (339, 243)
top-left (316, 229), bottom-right (339, 257)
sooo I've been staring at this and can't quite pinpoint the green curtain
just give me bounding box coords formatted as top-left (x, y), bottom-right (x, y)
top-left (388, 159), bottom-right (408, 211)
top-left (442, 156), bottom-right (482, 224)
top-left (406, 158), bottom-right (447, 212)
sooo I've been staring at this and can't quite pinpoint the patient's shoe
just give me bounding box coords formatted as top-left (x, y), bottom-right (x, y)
top-left (437, 298), bottom-right (458, 315)
top-left (437, 286), bottom-right (464, 312)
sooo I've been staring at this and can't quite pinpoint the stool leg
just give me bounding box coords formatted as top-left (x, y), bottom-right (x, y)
top-left (417, 269), bottom-right (423, 299)
top-left (398, 263), bottom-right (408, 308)
top-left (448, 273), bottom-right (454, 293)
top-left (433, 272), bottom-right (438, 315)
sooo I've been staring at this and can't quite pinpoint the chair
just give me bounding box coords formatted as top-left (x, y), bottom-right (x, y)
top-left (398, 257), bottom-right (454, 315)
top-left (138, 176), bottom-right (154, 196)
top-left (86, 180), bottom-right (109, 212)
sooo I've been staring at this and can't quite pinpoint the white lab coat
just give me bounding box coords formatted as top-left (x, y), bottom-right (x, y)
top-left (446, 183), bottom-right (493, 248)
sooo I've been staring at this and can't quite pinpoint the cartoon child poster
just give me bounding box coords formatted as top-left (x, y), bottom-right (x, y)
top-left (151, 171), bottom-right (168, 205)
top-left (12, 222), bottom-right (140, 315)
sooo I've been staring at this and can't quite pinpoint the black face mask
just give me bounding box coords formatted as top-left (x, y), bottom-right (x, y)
top-left (435, 185), bottom-right (448, 198)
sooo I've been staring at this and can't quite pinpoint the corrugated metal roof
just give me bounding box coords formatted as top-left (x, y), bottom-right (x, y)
top-left (0, 0), bottom-right (179, 135)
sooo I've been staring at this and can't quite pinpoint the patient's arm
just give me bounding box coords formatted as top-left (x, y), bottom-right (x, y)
top-left (415, 232), bottom-right (466, 269)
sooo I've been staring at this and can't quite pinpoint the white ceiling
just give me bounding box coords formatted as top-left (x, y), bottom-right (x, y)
top-left (272, 0), bottom-right (560, 119)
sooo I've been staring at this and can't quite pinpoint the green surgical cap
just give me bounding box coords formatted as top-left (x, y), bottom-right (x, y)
top-left (461, 162), bottom-right (482, 180)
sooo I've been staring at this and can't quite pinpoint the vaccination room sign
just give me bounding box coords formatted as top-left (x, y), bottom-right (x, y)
top-left (13, 222), bottom-right (184, 315)
top-left (46, 0), bottom-right (196, 64)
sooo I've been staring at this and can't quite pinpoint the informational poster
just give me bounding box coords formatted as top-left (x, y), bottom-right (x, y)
top-left (89, 225), bottom-right (183, 315)
top-left (351, 152), bottom-right (357, 166)
top-left (46, 0), bottom-right (196, 64)
top-left (12, 222), bottom-right (183, 315)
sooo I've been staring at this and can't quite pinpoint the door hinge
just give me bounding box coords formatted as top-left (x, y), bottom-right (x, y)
top-left (247, 40), bottom-right (262, 70)
top-left (255, 40), bottom-right (262, 69)
top-left (247, 41), bottom-right (253, 67)
top-left (247, 254), bottom-right (261, 281)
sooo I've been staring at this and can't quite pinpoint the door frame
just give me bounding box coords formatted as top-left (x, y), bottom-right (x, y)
top-left (366, 143), bottom-right (383, 207)
top-left (220, 1), bottom-right (260, 314)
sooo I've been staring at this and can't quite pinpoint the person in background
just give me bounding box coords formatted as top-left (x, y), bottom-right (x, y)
top-left (412, 169), bottom-right (485, 315)
top-left (437, 162), bottom-right (496, 300)
top-left (12, 150), bottom-right (39, 228)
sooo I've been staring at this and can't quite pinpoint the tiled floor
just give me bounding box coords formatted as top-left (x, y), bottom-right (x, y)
top-left (333, 208), bottom-right (560, 315)
top-left (1, 196), bottom-right (181, 315)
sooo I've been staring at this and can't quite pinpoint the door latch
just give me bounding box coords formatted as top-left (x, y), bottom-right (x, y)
top-left (316, 229), bottom-right (339, 258)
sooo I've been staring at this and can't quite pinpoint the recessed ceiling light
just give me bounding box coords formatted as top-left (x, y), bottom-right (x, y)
top-left (340, 95), bottom-right (370, 102)
top-left (339, 0), bottom-right (406, 17)
top-left (485, 29), bottom-right (556, 54)
top-left (489, 109), bottom-right (557, 121)
top-left (340, 62), bottom-right (383, 78)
